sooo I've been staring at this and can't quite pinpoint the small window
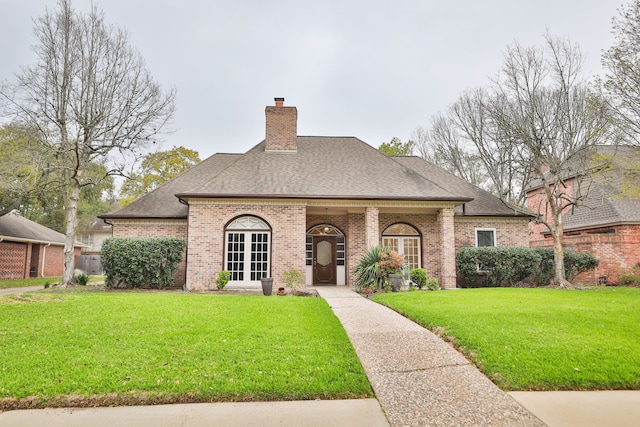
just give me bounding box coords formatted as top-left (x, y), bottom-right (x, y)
top-left (475, 228), bottom-right (496, 247)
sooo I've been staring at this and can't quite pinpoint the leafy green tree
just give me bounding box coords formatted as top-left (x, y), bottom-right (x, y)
top-left (120, 146), bottom-right (200, 206)
top-left (0, 0), bottom-right (175, 285)
top-left (378, 137), bottom-right (415, 156)
top-left (0, 125), bottom-right (49, 216)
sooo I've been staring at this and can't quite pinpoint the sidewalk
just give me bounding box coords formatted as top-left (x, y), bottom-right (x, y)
top-left (315, 286), bottom-right (544, 426)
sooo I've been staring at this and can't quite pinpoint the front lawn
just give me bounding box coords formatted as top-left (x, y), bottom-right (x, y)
top-left (0, 276), bottom-right (102, 289)
top-left (0, 292), bottom-right (372, 409)
top-left (0, 277), bottom-right (62, 289)
top-left (373, 287), bottom-right (640, 391)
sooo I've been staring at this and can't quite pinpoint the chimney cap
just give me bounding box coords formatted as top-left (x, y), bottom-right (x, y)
top-left (274, 97), bottom-right (285, 106)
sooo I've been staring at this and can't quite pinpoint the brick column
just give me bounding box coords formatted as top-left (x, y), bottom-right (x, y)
top-left (365, 207), bottom-right (379, 249)
top-left (439, 207), bottom-right (457, 289)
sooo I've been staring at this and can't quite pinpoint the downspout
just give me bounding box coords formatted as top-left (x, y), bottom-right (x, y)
top-left (41, 243), bottom-right (51, 278)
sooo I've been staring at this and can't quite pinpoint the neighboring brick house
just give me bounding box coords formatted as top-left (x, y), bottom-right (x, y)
top-left (526, 146), bottom-right (640, 283)
top-left (0, 213), bottom-right (84, 279)
top-left (101, 99), bottom-right (532, 290)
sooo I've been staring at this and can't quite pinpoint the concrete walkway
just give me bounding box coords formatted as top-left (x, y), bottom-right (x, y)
top-left (315, 286), bottom-right (544, 426)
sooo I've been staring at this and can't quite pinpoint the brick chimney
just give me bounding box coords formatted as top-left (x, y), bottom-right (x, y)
top-left (265, 98), bottom-right (297, 152)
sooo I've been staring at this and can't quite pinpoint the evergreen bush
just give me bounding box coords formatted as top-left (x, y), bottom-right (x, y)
top-left (457, 246), bottom-right (598, 287)
top-left (102, 237), bottom-right (186, 288)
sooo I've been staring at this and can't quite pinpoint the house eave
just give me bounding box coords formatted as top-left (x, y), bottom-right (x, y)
top-left (175, 193), bottom-right (473, 204)
top-left (0, 235), bottom-right (85, 248)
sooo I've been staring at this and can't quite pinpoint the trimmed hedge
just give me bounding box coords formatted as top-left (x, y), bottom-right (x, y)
top-left (456, 247), bottom-right (598, 287)
top-left (102, 237), bottom-right (186, 288)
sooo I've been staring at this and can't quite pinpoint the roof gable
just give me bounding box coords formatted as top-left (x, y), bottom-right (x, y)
top-left (392, 156), bottom-right (532, 217)
top-left (177, 137), bottom-right (468, 201)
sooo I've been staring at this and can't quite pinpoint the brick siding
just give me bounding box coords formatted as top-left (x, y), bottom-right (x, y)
top-left (532, 224), bottom-right (640, 283)
top-left (110, 219), bottom-right (188, 286)
top-left (185, 201), bottom-right (307, 290)
top-left (0, 241), bottom-right (28, 279)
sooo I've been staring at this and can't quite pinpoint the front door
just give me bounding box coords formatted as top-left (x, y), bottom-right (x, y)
top-left (313, 236), bottom-right (336, 285)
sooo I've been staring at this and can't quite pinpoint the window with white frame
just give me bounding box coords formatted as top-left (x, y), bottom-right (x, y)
top-left (225, 216), bottom-right (270, 283)
top-left (475, 228), bottom-right (496, 247)
top-left (382, 223), bottom-right (421, 270)
top-left (475, 228), bottom-right (496, 272)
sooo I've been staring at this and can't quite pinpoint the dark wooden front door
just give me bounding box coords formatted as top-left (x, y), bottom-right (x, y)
top-left (313, 236), bottom-right (336, 285)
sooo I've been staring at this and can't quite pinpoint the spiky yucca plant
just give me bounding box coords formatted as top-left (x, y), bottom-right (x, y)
top-left (352, 246), bottom-right (403, 291)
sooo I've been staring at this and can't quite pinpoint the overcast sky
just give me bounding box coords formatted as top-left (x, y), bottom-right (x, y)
top-left (0, 0), bottom-right (623, 159)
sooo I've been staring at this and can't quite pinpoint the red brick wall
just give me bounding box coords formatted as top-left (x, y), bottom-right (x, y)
top-left (0, 242), bottom-right (80, 279)
top-left (0, 241), bottom-right (28, 280)
top-left (265, 105), bottom-right (297, 152)
top-left (532, 225), bottom-right (640, 283)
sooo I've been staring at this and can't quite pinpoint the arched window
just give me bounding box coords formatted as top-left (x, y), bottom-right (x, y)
top-left (382, 223), bottom-right (421, 270)
top-left (225, 216), bottom-right (270, 283)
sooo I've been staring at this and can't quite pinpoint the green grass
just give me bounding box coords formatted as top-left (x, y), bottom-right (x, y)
top-left (0, 292), bottom-right (371, 408)
top-left (373, 287), bottom-right (640, 391)
top-left (0, 277), bottom-right (62, 289)
top-left (0, 276), bottom-right (102, 289)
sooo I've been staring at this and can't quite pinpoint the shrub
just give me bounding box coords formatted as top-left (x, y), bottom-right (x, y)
top-left (608, 264), bottom-right (640, 287)
top-left (281, 269), bottom-right (305, 289)
top-left (532, 248), bottom-right (599, 285)
top-left (410, 268), bottom-right (427, 289)
top-left (73, 271), bottom-right (90, 286)
top-left (102, 237), bottom-right (186, 288)
top-left (457, 247), bottom-right (599, 287)
top-left (457, 247), bottom-right (542, 287)
top-left (425, 278), bottom-right (440, 291)
top-left (216, 270), bottom-right (231, 290)
top-left (564, 250), bottom-right (599, 282)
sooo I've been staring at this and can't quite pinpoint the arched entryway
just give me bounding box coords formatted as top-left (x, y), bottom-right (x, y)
top-left (306, 224), bottom-right (345, 285)
top-left (224, 215), bottom-right (271, 287)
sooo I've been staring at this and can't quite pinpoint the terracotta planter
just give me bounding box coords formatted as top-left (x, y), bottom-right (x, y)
top-left (261, 277), bottom-right (273, 296)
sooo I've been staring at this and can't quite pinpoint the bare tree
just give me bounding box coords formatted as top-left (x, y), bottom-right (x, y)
top-left (601, 0), bottom-right (640, 144)
top-left (0, 0), bottom-right (175, 285)
top-left (413, 118), bottom-right (488, 189)
top-left (451, 88), bottom-right (531, 204)
top-left (418, 33), bottom-right (611, 285)
top-left (492, 34), bottom-right (611, 286)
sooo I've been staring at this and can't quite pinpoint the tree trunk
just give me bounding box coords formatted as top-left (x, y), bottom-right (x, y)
top-left (61, 179), bottom-right (80, 286)
top-left (550, 212), bottom-right (571, 287)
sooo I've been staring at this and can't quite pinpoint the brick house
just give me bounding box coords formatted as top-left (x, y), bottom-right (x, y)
top-left (101, 99), bottom-right (532, 290)
top-left (0, 213), bottom-right (83, 279)
top-left (526, 146), bottom-right (640, 283)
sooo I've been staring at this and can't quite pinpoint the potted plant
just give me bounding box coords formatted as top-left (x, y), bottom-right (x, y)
top-left (380, 249), bottom-right (404, 292)
top-left (260, 277), bottom-right (274, 296)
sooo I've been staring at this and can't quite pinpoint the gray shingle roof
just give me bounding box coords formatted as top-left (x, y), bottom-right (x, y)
top-left (0, 213), bottom-right (70, 245)
top-left (177, 137), bottom-right (468, 200)
top-left (563, 183), bottom-right (640, 230)
top-left (102, 137), bottom-right (534, 220)
top-left (102, 153), bottom-right (241, 219)
top-left (392, 156), bottom-right (532, 217)
top-left (526, 145), bottom-right (640, 230)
